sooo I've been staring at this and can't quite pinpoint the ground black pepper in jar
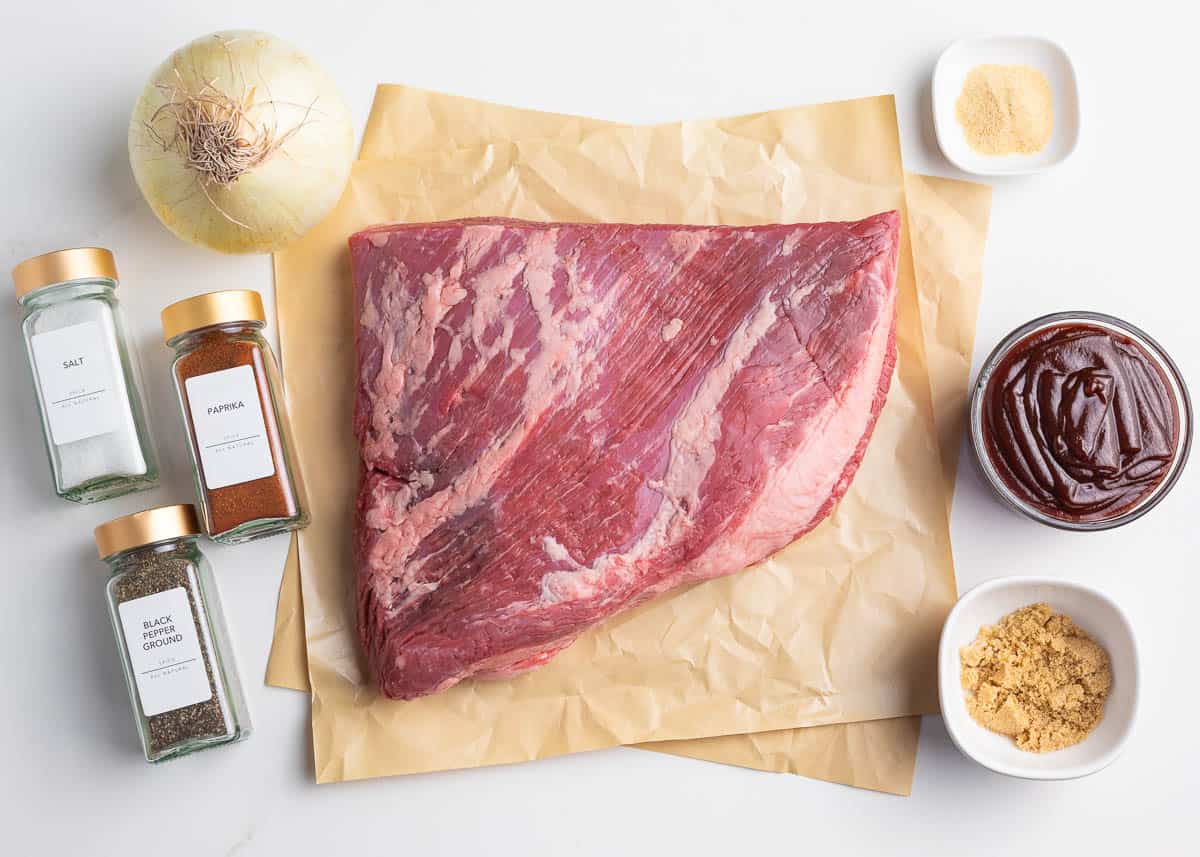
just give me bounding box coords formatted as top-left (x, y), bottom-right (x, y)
top-left (95, 504), bottom-right (251, 762)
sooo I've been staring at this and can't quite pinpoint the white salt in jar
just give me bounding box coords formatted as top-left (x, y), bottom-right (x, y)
top-left (13, 248), bottom-right (158, 502)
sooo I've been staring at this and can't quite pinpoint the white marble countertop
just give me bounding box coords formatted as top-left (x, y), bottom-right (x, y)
top-left (2, 1), bottom-right (1195, 854)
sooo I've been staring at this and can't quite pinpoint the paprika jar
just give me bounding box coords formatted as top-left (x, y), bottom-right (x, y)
top-left (95, 504), bottom-right (251, 763)
top-left (161, 290), bottom-right (309, 544)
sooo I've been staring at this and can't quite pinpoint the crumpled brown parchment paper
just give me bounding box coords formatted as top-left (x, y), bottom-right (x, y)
top-left (266, 87), bottom-right (988, 791)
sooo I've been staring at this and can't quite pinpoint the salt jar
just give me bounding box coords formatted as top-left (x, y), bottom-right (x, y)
top-left (161, 289), bottom-right (309, 544)
top-left (13, 248), bottom-right (158, 502)
top-left (95, 504), bottom-right (251, 762)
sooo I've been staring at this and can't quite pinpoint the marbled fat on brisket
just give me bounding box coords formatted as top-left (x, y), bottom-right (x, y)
top-left (350, 214), bottom-right (899, 699)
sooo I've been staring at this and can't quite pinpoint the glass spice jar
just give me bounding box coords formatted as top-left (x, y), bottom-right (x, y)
top-left (13, 248), bottom-right (158, 503)
top-left (95, 504), bottom-right (251, 763)
top-left (161, 289), bottom-right (309, 544)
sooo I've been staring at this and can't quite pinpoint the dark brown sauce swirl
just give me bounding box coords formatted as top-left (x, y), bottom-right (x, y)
top-left (982, 322), bottom-right (1179, 522)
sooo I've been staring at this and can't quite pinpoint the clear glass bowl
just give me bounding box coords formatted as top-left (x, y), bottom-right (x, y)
top-left (970, 311), bottom-right (1191, 531)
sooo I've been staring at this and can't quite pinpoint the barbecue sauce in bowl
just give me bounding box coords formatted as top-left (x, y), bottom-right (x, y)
top-left (975, 314), bottom-right (1190, 528)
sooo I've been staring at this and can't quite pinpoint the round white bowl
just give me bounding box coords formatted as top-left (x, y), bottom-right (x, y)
top-left (938, 577), bottom-right (1138, 779)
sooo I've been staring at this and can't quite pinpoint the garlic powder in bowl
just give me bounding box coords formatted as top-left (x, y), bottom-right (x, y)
top-left (955, 64), bottom-right (1053, 155)
top-left (932, 35), bottom-right (1081, 176)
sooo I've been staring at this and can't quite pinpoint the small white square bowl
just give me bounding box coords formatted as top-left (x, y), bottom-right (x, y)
top-left (932, 35), bottom-right (1080, 175)
top-left (938, 577), bottom-right (1138, 780)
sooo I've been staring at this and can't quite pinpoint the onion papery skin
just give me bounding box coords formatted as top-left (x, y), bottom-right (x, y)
top-left (129, 30), bottom-right (355, 254)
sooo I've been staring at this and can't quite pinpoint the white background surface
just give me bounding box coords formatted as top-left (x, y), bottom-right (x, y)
top-left (2, 2), bottom-right (1196, 854)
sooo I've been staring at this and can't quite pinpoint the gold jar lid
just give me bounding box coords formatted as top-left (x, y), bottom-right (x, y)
top-left (161, 289), bottom-right (266, 342)
top-left (94, 504), bottom-right (201, 559)
top-left (12, 247), bottom-right (118, 300)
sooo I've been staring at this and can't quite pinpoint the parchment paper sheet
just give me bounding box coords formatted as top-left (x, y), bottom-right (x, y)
top-left (265, 166), bottom-right (991, 796)
top-left (270, 89), bottom-right (979, 786)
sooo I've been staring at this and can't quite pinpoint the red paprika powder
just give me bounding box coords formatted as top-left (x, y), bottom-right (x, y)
top-left (162, 290), bottom-right (309, 544)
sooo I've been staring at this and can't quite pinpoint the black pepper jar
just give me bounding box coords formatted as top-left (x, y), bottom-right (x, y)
top-left (94, 504), bottom-right (251, 762)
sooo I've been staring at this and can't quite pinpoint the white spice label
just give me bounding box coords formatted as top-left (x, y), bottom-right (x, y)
top-left (29, 321), bottom-right (121, 445)
top-left (118, 587), bottom-right (212, 717)
top-left (185, 365), bottom-right (276, 490)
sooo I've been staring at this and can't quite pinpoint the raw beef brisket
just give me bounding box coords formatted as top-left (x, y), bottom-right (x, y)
top-left (350, 214), bottom-right (900, 700)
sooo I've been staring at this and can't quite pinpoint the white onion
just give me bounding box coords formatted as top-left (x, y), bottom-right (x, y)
top-left (129, 30), bottom-right (354, 254)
